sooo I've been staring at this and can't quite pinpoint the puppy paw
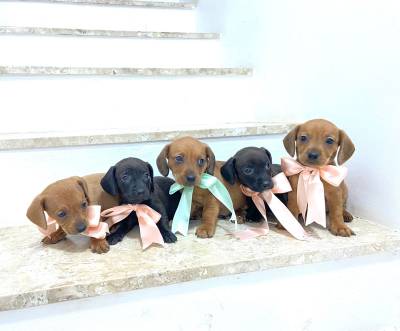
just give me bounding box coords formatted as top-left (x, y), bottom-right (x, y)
top-left (343, 210), bottom-right (354, 223)
top-left (329, 223), bottom-right (355, 237)
top-left (90, 239), bottom-right (110, 254)
top-left (162, 230), bottom-right (177, 243)
top-left (106, 232), bottom-right (125, 245)
top-left (41, 231), bottom-right (67, 245)
top-left (195, 224), bottom-right (215, 238)
top-left (236, 215), bottom-right (246, 224)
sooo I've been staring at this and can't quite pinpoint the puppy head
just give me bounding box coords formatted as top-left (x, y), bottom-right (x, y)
top-left (283, 119), bottom-right (355, 167)
top-left (156, 136), bottom-right (215, 186)
top-left (221, 147), bottom-right (273, 192)
top-left (101, 157), bottom-right (154, 204)
top-left (26, 177), bottom-right (90, 235)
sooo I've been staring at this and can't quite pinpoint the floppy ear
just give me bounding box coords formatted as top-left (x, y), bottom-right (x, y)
top-left (221, 157), bottom-right (236, 185)
top-left (147, 163), bottom-right (155, 192)
top-left (260, 147), bottom-right (272, 164)
top-left (283, 125), bottom-right (299, 157)
top-left (156, 144), bottom-right (170, 177)
top-left (337, 130), bottom-right (355, 165)
top-left (205, 145), bottom-right (216, 175)
top-left (26, 194), bottom-right (47, 229)
top-left (72, 176), bottom-right (90, 204)
top-left (101, 166), bottom-right (119, 196)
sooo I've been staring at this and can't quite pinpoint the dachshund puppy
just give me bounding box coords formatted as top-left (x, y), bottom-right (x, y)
top-left (101, 157), bottom-right (180, 245)
top-left (157, 136), bottom-right (247, 238)
top-left (26, 174), bottom-right (119, 253)
top-left (221, 147), bottom-right (286, 222)
top-left (283, 119), bottom-right (355, 236)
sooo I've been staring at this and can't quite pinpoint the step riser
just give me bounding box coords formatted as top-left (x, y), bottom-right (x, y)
top-left (0, 135), bottom-right (286, 227)
top-left (0, 3), bottom-right (196, 31)
top-left (0, 37), bottom-right (222, 67)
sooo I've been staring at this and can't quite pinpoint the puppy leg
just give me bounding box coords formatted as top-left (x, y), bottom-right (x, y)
top-left (90, 238), bottom-right (110, 254)
top-left (196, 195), bottom-right (219, 238)
top-left (106, 214), bottom-right (138, 245)
top-left (342, 183), bottom-right (353, 222)
top-left (42, 227), bottom-right (67, 244)
top-left (149, 199), bottom-right (177, 243)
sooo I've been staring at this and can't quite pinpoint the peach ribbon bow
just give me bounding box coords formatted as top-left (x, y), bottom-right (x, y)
top-left (101, 204), bottom-right (164, 250)
top-left (39, 205), bottom-right (109, 239)
top-left (234, 173), bottom-right (308, 240)
top-left (281, 157), bottom-right (348, 227)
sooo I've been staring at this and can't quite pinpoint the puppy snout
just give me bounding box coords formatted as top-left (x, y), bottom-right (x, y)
top-left (136, 188), bottom-right (145, 195)
top-left (307, 151), bottom-right (320, 161)
top-left (186, 174), bottom-right (196, 184)
top-left (262, 179), bottom-right (273, 190)
top-left (75, 221), bottom-right (87, 233)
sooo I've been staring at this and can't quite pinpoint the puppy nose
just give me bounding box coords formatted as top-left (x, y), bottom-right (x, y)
top-left (262, 180), bottom-right (273, 189)
top-left (136, 188), bottom-right (145, 195)
top-left (75, 222), bottom-right (87, 233)
top-left (186, 175), bottom-right (196, 183)
top-left (308, 151), bottom-right (320, 161)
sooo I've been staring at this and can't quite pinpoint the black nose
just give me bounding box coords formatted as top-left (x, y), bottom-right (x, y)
top-left (262, 180), bottom-right (273, 189)
top-left (75, 222), bottom-right (87, 233)
top-left (186, 175), bottom-right (196, 183)
top-left (136, 188), bottom-right (145, 195)
top-left (308, 151), bottom-right (320, 161)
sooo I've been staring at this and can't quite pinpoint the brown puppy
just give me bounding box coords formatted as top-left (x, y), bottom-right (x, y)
top-left (27, 174), bottom-right (119, 253)
top-left (283, 119), bottom-right (355, 236)
top-left (157, 136), bottom-right (247, 238)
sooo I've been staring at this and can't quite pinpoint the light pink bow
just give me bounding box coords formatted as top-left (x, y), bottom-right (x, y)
top-left (101, 204), bottom-right (164, 250)
top-left (281, 157), bottom-right (348, 227)
top-left (234, 173), bottom-right (308, 240)
top-left (39, 205), bottom-right (109, 240)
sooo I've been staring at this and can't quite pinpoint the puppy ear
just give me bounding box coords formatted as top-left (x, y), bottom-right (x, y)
top-left (73, 176), bottom-right (90, 204)
top-left (337, 130), bottom-right (355, 165)
top-left (260, 147), bottom-right (272, 163)
top-left (147, 163), bottom-right (155, 192)
top-left (221, 157), bottom-right (236, 185)
top-left (156, 144), bottom-right (170, 177)
top-left (101, 166), bottom-right (119, 196)
top-left (205, 145), bottom-right (216, 175)
top-left (283, 125), bottom-right (299, 157)
top-left (26, 194), bottom-right (47, 229)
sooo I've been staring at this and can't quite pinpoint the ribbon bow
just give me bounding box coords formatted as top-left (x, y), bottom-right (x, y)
top-left (170, 173), bottom-right (237, 236)
top-left (39, 205), bottom-right (109, 239)
top-left (101, 204), bottom-right (164, 250)
top-left (234, 172), bottom-right (308, 240)
top-left (281, 157), bottom-right (348, 227)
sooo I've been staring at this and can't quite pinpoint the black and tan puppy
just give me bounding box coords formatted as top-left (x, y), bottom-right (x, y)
top-left (221, 147), bottom-right (286, 222)
top-left (283, 119), bottom-right (355, 236)
top-left (101, 157), bottom-right (180, 245)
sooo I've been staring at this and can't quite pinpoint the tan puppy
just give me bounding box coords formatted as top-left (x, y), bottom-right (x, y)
top-left (27, 174), bottom-right (119, 253)
top-left (283, 119), bottom-right (355, 236)
top-left (156, 136), bottom-right (247, 238)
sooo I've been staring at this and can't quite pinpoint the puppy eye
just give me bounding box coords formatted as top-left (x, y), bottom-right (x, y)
top-left (81, 201), bottom-right (87, 209)
top-left (121, 174), bottom-right (129, 182)
top-left (57, 210), bottom-right (67, 218)
top-left (299, 135), bottom-right (308, 143)
top-left (243, 167), bottom-right (254, 175)
top-left (144, 173), bottom-right (150, 180)
top-left (198, 158), bottom-right (205, 167)
top-left (175, 155), bottom-right (184, 164)
top-left (326, 137), bottom-right (335, 145)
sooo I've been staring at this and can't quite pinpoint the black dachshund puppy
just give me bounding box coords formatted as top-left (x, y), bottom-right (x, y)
top-left (221, 147), bottom-right (286, 222)
top-left (101, 157), bottom-right (180, 245)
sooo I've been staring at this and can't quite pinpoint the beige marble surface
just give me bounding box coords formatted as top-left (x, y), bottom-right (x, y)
top-left (0, 218), bottom-right (399, 311)
top-left (0, 122), bottom-right (294, 150)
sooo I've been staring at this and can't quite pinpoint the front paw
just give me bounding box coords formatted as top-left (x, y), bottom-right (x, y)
top-left (90, 238), bottom-right (110, 254)
top-left (343, 210), bottom-right (354, 223)
top-left (329, 223), bottom-right (355, 237)
top-left (106, 232), bottom-right (125, 245)
top-left (41, 232), bottom-right (67, 245)
top-left (161, 230), bottom-right (177, 243)
top-left (195, 224), bottom-right (215, 238)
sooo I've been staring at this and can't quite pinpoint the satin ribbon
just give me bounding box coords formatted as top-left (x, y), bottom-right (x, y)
top-left (234, 173), bottom-right (308, 240)
top-left (170, 173), bottom-right (237, 236)
top-left (101, 204), bottom-right (164, 250)
top-left (39, 205), bottom-right (109, 240)
top-left (281, 157), bottom-right (348, 227)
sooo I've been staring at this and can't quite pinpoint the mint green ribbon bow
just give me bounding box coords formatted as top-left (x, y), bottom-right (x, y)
top-left (169, 173), bottom-right (237, 236)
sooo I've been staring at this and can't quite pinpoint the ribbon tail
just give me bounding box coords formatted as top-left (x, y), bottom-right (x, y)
top-left (208, 181), bottom-right (237, 230)
top-left (297, 173), bottom-right (308, 221)
top-left (138, 213), bottom-right (164, 250)
top-left (306, 176), bottom-right (327, 227)
top-left (83, 222), bottom-right (109, 240)
top-left (171, 186), bottom-right (194, 236)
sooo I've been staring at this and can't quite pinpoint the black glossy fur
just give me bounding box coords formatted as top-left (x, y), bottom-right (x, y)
top-left (101, 157), bottom-right (180, 245)
top-left (220, 147), bottom-right (287, 222)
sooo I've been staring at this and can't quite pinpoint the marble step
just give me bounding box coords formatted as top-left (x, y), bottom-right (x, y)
top-left (0, 26), bottom-right (218, 39)
top-left (0, 0), bottom-right (197, 9)
top-left (0, 218), bottom-right (398, 311)
top-left (0, 66), bottom-right (251, 76)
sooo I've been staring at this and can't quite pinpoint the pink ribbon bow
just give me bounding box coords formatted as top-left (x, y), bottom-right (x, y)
top-left (234, 173), bottom-right (308, 240)
top-left (101, 204), bottom-right (164, 250)
top-left (39, 205), bottom-right (109, 239)
top-left (281, 157), bottom-right (348, 227)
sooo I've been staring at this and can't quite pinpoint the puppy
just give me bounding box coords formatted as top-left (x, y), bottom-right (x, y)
top-left (283, 119), bottom-right (355, 236)
top-left (26, 174), bottom-right (119, 253)
top-left (101, 157), bottom-right (180, 245)
top-left (221, 147), bottom-right (286, 222)
top-left (157, 136), bottom-right (247, 238)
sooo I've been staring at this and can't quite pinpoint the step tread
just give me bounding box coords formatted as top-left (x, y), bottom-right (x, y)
top-left (1, 0), bottom-right (197, 8)
top-left (0, 66), bottom-right (252, 76)
top-left (0, 26), bottom-right (218, 39)
top-left (0, 218), bottom-right (398, 311)
top-left (0, 122), bottom-right (294, 150)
